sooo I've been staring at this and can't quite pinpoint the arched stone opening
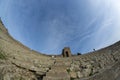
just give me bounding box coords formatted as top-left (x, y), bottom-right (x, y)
top-left (62, 47), bottom-right (72, 57)
top-left (66, 51), bottom-right (69, 57)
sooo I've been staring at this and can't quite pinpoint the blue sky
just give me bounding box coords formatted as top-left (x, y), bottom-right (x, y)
top-left (0, 0), bottom-right (120, 55)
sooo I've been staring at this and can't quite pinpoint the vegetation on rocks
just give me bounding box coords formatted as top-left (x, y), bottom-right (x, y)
top-left (0, 49), bottom-right (6, 60)
top-left (0, 28), bottom-right (2, 31)
top-left (67, 69), bottom-right (71, 73)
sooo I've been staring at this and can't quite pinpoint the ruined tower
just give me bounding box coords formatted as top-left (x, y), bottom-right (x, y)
top-left (62, 47), bottom-right (72, 57)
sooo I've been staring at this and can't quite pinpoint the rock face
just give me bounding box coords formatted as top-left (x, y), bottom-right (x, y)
top-left (1, 19), bottom-right (120, 80)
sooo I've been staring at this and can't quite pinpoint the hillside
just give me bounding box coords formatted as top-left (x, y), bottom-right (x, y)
top-left (0, 19), bottom-right (120, 80)
top-left (0, 20), bottom-right (55, 80)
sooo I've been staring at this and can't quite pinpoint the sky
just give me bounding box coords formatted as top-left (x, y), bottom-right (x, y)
top-left (0, 0), bottom-right (120, 55)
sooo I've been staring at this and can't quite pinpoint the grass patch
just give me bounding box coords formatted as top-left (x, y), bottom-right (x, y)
top-left (71, 78), bottom-right (75, 80)
top-left (66, 69), bottom-right (70, 73)
top-left (0, 50), bottom-right (6, 60)
top-left (0, 28), bottom-right (2, 31)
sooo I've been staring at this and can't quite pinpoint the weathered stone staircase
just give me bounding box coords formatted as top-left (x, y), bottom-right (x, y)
top-left (43, 58), bottom-right (70, 80)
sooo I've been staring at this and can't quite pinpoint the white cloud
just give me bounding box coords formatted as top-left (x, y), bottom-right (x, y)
top-left (71, 0), bottom-right (120, 53)
top-left (89, 0), bottom-right (120, 50)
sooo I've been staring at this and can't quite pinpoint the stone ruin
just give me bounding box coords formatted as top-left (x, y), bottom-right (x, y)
top-left (1, 15), bottom-right (120, 80)
top-left (62, 47), bottom-right (72, 57)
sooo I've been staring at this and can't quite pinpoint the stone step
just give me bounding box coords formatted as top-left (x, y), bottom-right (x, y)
top-left (46, 71), bottom-right (68, 76)
top-left (55, 63), bottom-right (65, 65)
top-left (43, 71), bottom-right (70, 80)
top-left (49, 69), bottom-right (67, 72)
top-left (43, 76), bottom-right (70, 80)
top-left (56, 60), bottom-right (64, 62)
top-left (47, 69), bottom-right (67, 74)
top-left (51, 66), bottom-right (67, 71)
top-left (53, 64), bottom-right (67, 67)
top-left (55, 61), bottom-right (64, 63)
top-left (42, 59), bottom-right (71, 80)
